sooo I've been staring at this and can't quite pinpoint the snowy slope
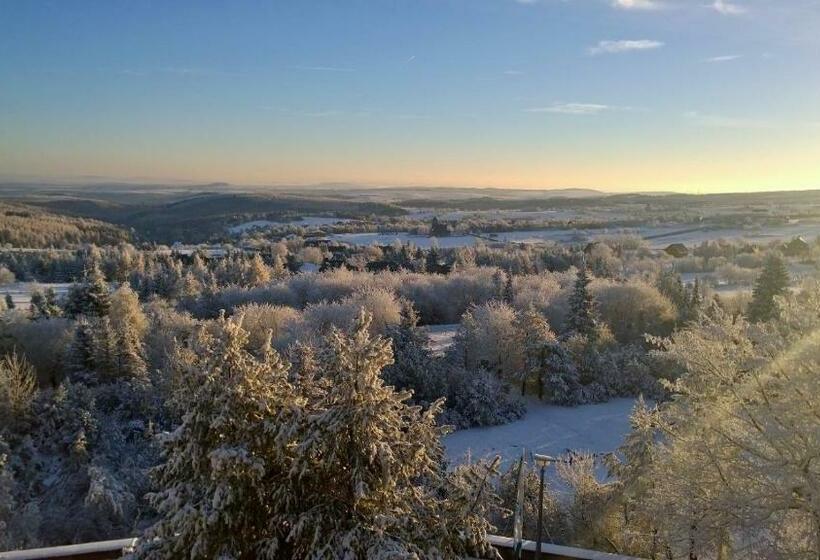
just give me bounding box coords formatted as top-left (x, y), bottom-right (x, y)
top-left (444, 397), bottom-right (638, 467)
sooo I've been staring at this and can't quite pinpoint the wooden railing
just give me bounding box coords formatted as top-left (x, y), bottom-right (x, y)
top-left (0, 536), bottom-right (643, 560)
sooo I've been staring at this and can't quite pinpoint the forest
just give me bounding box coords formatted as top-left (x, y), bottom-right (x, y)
top-left (0, 200), bottom-right (818, 558)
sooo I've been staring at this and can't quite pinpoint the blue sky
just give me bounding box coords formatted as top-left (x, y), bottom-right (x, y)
top-left (1, 0), bottom-right (819, 192)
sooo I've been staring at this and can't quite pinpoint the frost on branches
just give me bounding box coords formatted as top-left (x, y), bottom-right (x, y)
top-left (135, 311), bottom-right (498, 560)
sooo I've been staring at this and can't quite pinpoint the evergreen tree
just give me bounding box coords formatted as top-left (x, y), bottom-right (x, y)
top-left (29, 288), bottom-right (47, 319)
top-left (503, 273), bottom-right (515, 304)
top-left (136, 315), bottom-right (297, 559)
top-left (64, 262), bottom-right (110, 318)
top-left (748, 254), bottom-right (790, 322)
top-left (116, 320), bottom-right (148, 381)
top-left (44, 288), bottom-right (61, 317)
top-left (568, 265), bottom-right (598, 339)
top-left (383, 302), bottom-right (446, 404)
top-left (541, 342), bottom-right (580, 405)
top-left (245, 253), bottom-right (271, 286)
top-left (4, 294), bottom-right (14, 310)
top-left (67, 316), bottom-right (96, 374)
top-left (138, 312), bottom-right (496, 559)
top-left (292, 311), bottom-right (492, 558)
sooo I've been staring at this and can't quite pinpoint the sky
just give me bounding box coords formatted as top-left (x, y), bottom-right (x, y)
top-left (1, 0), bottom-right (820, 193)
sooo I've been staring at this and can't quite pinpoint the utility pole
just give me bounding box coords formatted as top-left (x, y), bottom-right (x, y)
top-left (533, 454), bottom-right (555, 560)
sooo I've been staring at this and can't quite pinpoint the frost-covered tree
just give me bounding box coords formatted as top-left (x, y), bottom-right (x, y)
top-left (748, 253), bottom-right (790, 322)
top-left (641, 296), bottom-right (820, 558)
top-left (64, 262), bottom-right (110, 318)
top-left (136, 314), bottom-right (299, 559)
top-left (517, 307), bottom-right (556, 397)
top-left (382, 302), bottom-right (446, 405)
top-left (541, 341), bottom-right (580, 405)
top-left (0, 352), bottom-right (37, 431)
top-left (458, 301), bottom-right (523, 379)
top-left (568, 266), bottom-right (598, 339)
top-left (138, 310), bottom-right (498, 559)
top-left (290, 311), bottom-right (479, 558)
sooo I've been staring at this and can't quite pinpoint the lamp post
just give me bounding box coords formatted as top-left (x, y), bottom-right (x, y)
top-left (533, 454), bottom-right (555, 560)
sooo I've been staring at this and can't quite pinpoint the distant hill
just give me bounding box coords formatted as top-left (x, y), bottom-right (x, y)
top-left (0, 185), bottom-right (406, 244)
top-left (0, 202), bottom-right (130, 248)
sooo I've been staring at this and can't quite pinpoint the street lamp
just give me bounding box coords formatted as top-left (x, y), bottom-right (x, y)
top-left (532, 454), bottom-right (555, 560)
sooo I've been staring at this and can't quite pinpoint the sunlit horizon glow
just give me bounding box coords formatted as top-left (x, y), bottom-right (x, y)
top-left (2, 0), bottom-right (820, 194)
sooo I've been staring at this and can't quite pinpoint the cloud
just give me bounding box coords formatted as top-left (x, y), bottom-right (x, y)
top-left (684, 111), bottom-right (770, 129)
top-left (711, 0), bottom-right (746, 15)
top-left (525, 103), bottom-right (612, 115)
top-left (612, 0), bottom-right (663, 10)
top-left (706, 54), bottom-right (742, 62)
top-left (503, 69), bottom-right (525, 75)
top-left (588, 39), bottom-right (664, 55)
top-left (288, 65), bottom-right (355, 72)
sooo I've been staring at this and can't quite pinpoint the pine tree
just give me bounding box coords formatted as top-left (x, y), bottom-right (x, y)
top-left (504, 273), bottom-right (515, 304)
top-left (64, 262), bottom-right (110, 318)
top-left (92, 316), bottom-right (117, 379)
top-left (291, 311), bottom-right (491, 558)
top-left (29, 288), bottom-right (47, 319)
top-left (116, 320), bottom-right (148, 381)
top-left (748, 254), bottom-right (790, 322)
top-left (383, 301), bottom-right (446, 404)
top-left (67, 316), bottom-right (96, 374)
top-left (138, 311), bottom-right (497, 559)
top-left (568, 265), bottom-right (598, 339)
top-left (136, 315), bottom-right (297, 559)
top-left (44, 288), bottom-right (61, 317)
top-left (245, 253), bottom-right (271, 287)
top-left (541, 341), bottom-right (580, 405)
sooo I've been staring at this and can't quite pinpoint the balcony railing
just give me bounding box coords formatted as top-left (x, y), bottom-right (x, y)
top-left (0, 536), bottom-right (643, 560)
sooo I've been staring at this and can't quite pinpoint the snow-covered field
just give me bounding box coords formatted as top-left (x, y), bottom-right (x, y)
top-left (330, 220), bottom-right (820, 250)
top-left (0, 282), bottom-right (73, 308)
top-left (444, 398), bottom-right (638, 468)
top-left (229, 216), bottom-right (352, 234)
top-left (424, 323), bottom-right (459, 355)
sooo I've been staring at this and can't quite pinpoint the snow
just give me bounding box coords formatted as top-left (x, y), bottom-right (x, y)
top-left (424, 323), bottom-right (458, 355)
top-left (328, 220), bottom-right (820, 250)
top-left (0, 282), bottom-right (73, 308)
top-left (444, 397), bottom-right (638, 468)
top-left (228, 216), bottom-right (352, 234)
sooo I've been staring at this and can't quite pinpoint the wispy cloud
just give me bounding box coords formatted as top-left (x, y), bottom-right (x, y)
top-left (711, 0), bottom-right (746, 15)
top-left (706, 54), bottom-right (742, 63)
top-left (612, 0), bottom-right (664, 11)
top-left (503, 69), bottom-right (525, 76)
top-left (525, 103), bottom-right (612, 115)
top-left (684, 110), bottom-right (770, 129)
top-left (287, 65), bottom-right (355, 73)
top-left (588, 39), bottom-right (664, 55)
top-left (116, 67), bottom-right (242, 78)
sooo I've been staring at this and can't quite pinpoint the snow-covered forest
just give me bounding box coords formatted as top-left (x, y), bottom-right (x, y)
top-left (1, 228), bottom-right (819, 558)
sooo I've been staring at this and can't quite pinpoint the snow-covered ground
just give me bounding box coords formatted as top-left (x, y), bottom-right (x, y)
top-left (0, 282), bottom-right (73, 308)
top-left (229, 216), bottom-right (352, 234)
top-left (329, 221), bottom-right (820, 250)
top-left (444, 398), bottom-right (638, 468)
top-left (424, 323), bottom-right (459, 355)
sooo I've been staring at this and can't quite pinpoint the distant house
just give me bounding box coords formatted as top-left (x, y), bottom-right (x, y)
top-left (664, 243), bottom-right (689, 258)
top-left (784, 236), bottom-right (811, 257)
